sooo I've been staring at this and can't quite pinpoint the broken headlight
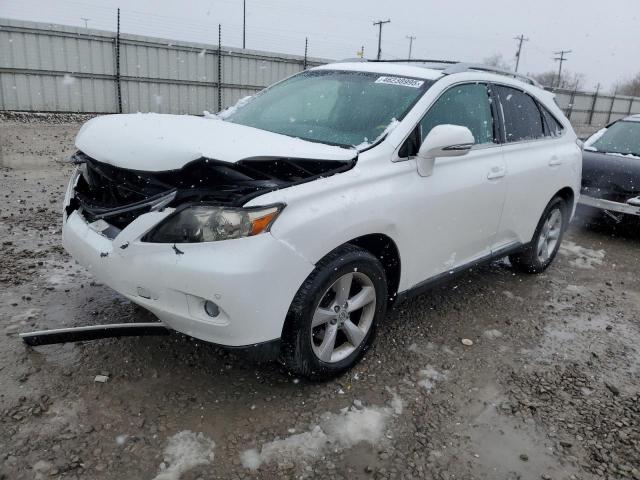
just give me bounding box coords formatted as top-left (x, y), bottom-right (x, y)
top-left (143, 204), bottom-right (284, 243)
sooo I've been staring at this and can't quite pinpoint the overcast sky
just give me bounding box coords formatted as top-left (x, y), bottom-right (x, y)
top-left (1, 0), bottom-right (638, 90)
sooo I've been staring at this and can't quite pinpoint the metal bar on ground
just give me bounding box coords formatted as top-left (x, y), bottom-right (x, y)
top-left (20, 323), bottom-right (170, 346)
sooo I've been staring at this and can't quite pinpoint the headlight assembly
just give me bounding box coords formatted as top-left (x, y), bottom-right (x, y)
top-left (143, 204), bottom-right (284, 243)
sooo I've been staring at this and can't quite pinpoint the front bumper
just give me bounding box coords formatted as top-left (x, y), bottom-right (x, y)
top-left (62, 208), bottom-right (314, 347)
top-left (578, 194), bottom-right (640, 216)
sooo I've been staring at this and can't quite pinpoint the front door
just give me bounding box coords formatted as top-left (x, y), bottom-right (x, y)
top-left (401, 82), bottom-right (507, 286)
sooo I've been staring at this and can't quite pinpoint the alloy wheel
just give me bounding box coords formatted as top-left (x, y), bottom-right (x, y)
top-left (310, 272), bottom-right (376, 363)
top-left (536, 207), bottom-right (563, 263)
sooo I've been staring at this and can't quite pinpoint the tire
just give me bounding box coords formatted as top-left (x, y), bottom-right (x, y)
top-left (509, 196), bottom-right (569, 273)
top-left (280, 244), bottom-right (388, 380)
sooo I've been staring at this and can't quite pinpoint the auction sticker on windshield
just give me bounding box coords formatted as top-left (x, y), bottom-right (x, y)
top-left (375, 76), bottom-right (424, 88)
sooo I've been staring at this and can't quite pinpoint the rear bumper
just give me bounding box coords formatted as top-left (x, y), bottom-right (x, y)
top-left (62, 209), bottom-right (314, 347)
top-left (578, 194), bottom-right (640, 216)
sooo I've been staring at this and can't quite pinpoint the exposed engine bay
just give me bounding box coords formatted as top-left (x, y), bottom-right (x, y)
top-left (67, 151), bottom-right (356, 232)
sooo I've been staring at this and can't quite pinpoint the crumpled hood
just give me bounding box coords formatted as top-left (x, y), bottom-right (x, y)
top-left (75, 113), bottom-right (356, 171)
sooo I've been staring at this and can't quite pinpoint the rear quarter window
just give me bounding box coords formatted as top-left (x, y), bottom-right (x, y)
top-left (539, 104), bottom-right (565, 137)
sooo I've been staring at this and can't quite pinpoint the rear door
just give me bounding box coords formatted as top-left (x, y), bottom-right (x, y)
top-left (492, 85), bottom-right (573, 248)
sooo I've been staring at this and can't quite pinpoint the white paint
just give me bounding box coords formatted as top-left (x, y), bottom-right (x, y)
top-left (152, 431), bottom-right (215, 480)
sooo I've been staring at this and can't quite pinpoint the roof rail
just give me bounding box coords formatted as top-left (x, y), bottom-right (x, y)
top-left (353, 58), bottom-right (541, 87)
top-left (367, 59), bottom-right (459, 65)
top-left (442, 63), bottom-right (541, 87)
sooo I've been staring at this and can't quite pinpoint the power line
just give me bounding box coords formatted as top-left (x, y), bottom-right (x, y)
top-left (553, 49), bottom-right (571, 88)
top-left (373, 19), bottom-right (390, 60)
top-left (406, 35), bottom-right (416, 60)
top-left (513, 34), bottom-right (529, 72)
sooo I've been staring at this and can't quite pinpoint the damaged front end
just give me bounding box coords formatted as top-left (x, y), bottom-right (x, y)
top-left (579, 150), bottom-right (640, 219)
top-left (66, 151), bottom-right (356, 238)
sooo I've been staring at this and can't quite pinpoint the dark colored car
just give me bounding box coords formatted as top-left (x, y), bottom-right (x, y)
top-left (579, 114), bottom-right (640, 220)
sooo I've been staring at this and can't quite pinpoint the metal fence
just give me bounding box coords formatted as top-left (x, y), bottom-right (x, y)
top-left (2, 17), bottom-right (639, 133)
top-left (549, 87), bottom-right (640, 135)
top-left (0, 18), bottom-right (326, 114)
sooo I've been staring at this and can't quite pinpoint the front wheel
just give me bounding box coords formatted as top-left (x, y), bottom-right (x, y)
top-left (509, 196), bottom-right (568, 273)
top-left (280, 245), bottom-right (388, 380)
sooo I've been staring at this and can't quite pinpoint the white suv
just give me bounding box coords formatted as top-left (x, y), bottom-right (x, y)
top-left (62, 60), bottom-right (581, 378)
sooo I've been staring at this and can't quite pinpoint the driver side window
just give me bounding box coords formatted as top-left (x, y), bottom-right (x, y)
top-left (420, 83), bottom-right (496, 146)
top-left (399, 83), bottom-right (496, 158)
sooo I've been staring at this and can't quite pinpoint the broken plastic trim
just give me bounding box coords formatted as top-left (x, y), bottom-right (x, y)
top-left (20, 323), bottom-right (170, 346)
top-left (83, 189), bottom-right (177, 220)
top-left (69, 153), bottom-right (357, 230)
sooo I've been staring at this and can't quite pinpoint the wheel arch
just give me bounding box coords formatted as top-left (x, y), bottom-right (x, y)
top-left (555, 186), bottom-right (575, 211)
top-left (346, 233), bottom-right (402, 304)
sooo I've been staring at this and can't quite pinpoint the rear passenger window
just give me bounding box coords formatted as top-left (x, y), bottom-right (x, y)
top-left (496, 86), bottom-right (544, 142)
top-left (420, 83), bottom-right (495, 146)
top-left (539, 105), bottom-right (564, 137)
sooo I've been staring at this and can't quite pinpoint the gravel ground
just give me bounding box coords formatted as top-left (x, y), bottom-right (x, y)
top-left (1, 116), bottom-right (639, 480)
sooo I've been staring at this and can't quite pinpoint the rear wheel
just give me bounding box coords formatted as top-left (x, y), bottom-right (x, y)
top-left (509, 196), bottom-right (568, 273)
top-left (280, 245), bottom-right (387, 380)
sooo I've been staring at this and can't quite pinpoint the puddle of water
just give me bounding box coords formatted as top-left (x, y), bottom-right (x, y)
top-left (461, 386), bottom-right (579, 480)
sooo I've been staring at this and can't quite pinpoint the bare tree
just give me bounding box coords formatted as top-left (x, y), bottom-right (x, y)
top-left (530, 70), bottom-right (585, 89)
top-left (613, 72), bottom-right (640, 97)
top-left (483, 53), bottom-right (511, 70)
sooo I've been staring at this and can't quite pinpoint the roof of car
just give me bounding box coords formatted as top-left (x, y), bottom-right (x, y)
top-left (313, 59), bottom-right (542, 87)
top-left (625, 114), bottom-right (640, 122)
top-left (313, 61), bottom-right (444, 80)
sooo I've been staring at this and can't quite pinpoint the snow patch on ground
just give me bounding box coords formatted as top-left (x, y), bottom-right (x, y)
top-left (502, 290), bottom-right (523, 302)
top-left (385, 386), bottom-right (404, 415)
top-left (153, 431), bottom-right (215, 480)
top-left (418, 366), bottom-right (447, 391)
top-left (483, 329), bottom-right (503, 340)
top-left (241, 401), bottom-right (398, 470)
top-left (559, 241), bottom-right (605, 269)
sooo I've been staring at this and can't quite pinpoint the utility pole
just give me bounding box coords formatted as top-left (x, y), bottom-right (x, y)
top-left (242, 0), bottom-right (246, 49)
top-left (513, 34), bottom-right (529, 72)
top-left (406, 35), bottom-right (416, 59)
top-left (303, 37), bottom-right (308, 70)
top-left (373, 19), bottom-right (390, 60)
top-left (81, 17), bottom-right (90, 29)
top-left (553, 49), bottom-right (571, 88)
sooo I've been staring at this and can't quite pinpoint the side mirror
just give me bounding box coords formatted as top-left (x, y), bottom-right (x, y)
top-left (416, 124), bottom-right (474, 177)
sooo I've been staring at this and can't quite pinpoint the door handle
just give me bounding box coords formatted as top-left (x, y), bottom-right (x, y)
top-left (549, 156), bottom-right (562, 167)
top-left (487, 166), bottom-right (506, 179)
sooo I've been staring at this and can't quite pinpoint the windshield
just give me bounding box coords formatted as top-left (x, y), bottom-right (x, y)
top-left (223, 70), bottom-right (431, 148)
top-left (588, 120), bottom-right (640, 157)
